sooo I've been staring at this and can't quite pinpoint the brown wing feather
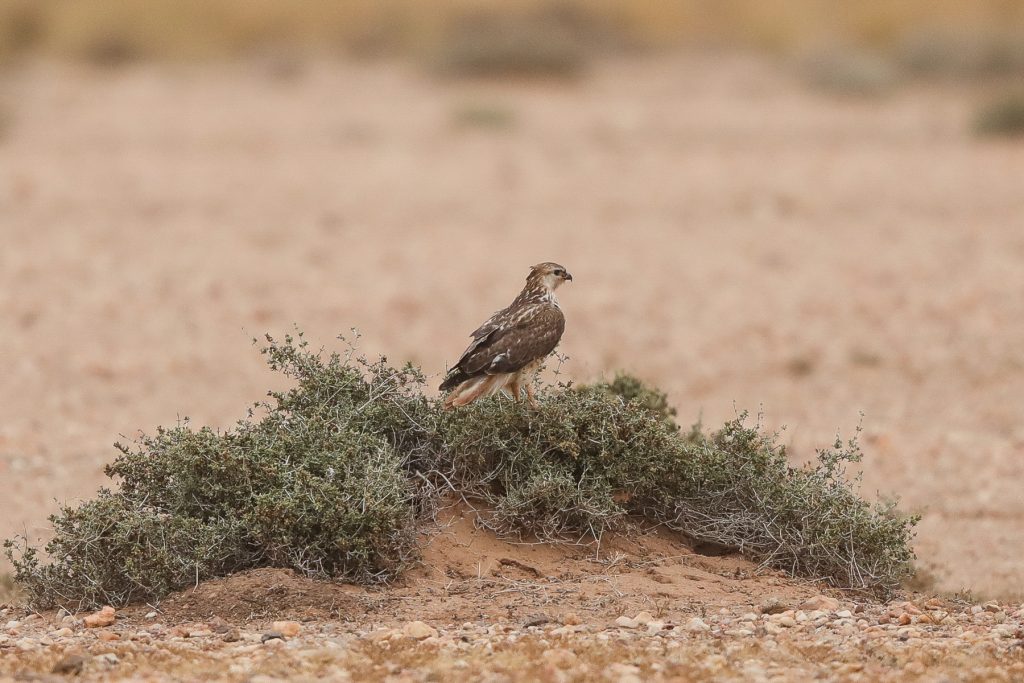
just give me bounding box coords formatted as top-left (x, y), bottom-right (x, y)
top-left (459, 305), bottom-right (565, 376)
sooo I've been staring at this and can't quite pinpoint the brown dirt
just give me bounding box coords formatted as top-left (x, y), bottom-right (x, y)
top-left (143, 504), bottom-right (818, 627)
top-left (1, 53), bottom-right (1023, 605)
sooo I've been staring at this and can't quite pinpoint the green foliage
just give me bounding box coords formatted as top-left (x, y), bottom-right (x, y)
top-left (437, 385), bottom-right (673, 540)
top-left (591, 372), bottom-right (678, 427)
top-left (6, 333), bottom-right (423, 610)
top-left (6, 332), bottom-right (918, 609)
top-left (974, 93), bottom-right (1024, 137)
top-left (438, 391), bottom-right (916, 594)
top-left (644, 419), bottom-right (919, 593)
top-left (4, 494), bottom-right (252, 608)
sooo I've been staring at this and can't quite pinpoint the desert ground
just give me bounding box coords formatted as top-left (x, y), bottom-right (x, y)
top-left (1, 53), bottom-right (1023, 679)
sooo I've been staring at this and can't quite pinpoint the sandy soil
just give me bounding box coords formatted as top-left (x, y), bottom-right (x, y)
top-left (1, 53), bottom-right (1023, 604)
top-left (0, 513), bottom-right (1022, 682)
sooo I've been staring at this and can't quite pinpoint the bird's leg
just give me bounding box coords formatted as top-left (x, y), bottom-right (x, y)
top-left (509, 378), bottom-right (522, 403)
top-left (525, 382), bottom-right (538, 408)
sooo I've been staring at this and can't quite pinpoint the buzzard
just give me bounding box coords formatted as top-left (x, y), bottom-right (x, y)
top-left (440, 262), bottom-right (572, 408)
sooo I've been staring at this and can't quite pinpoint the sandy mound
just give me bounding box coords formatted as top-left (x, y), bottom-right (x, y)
top-left (139, 505), bottom-right (822, 627)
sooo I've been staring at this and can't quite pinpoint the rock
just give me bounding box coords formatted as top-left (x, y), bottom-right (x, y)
top-left (402, 621), bottom-right (437, 640)
top-left (760, 597), bottom-right (788, 615)
top-left (5, 620), bottom-right (19, 630)
top-left (83, 606), bottom-right (116, 628)
top-left (261, 630), bottom-right (285, 643)
top-left (562, 613), bottom-right (582, 626)
top-left (646, 621), bottom-right (666, 635)
top-left (523, 615), bottom-right (552, 628)
top-left (144, 611), bottom-right (158, 619)
top-left (95, 653), bottom-right (119, 666)
top-left (222, 628), bottom-right (242, 642)
top-left (898, 614), bottom-right (913, 626)
top-left (367, 628), bottom-right (393, 643)
top-left (799, 595), bottom-right (840, 612)
top-left (52, 654), bottom-right (86, 675)
top-left (836, 610), bottom-right (853, 619)
top-left (615, 616), bottom-right (638, 629)
top-left (725, 628), bottom-right (754, 637)
top-left (778, 616), bottom-right (797, 628)
top-left (271, 620), bottom-right (302, 638)
top-left (684, 617), bottom-right (710, 633)
top-left (550, 625), bottom-right (582, 636)
top-left (51, 628), bottom-right (73, 638)
top-left (96, 630), bottom-right (120, 642)
top-left (633, 611), bottom-right (655, 626)
top-left (208, 616), bottom-right (233, 634)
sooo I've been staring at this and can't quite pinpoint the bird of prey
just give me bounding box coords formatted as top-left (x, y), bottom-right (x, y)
top-left (440, 262), bottom-right (572, 408)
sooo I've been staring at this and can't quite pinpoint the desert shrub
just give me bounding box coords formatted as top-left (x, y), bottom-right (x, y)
top-left (6, 332), bottom-right (917, 607)
top-left (0, 0), bottom-right (45, 65)
top-left (5, 333), bottom-right (426, 609)
top-left (4, 494), bottom-right (253, 608)
top-left (798, 49), bottom-right (897, 96)
top-left (896, 29), bottom-right (1024, 79)
top-left (436, 386), bottom-right (675, 540)
top-left (974, 93), bottom-right (1024, 137)
top-left (258, 332), bottom-right (438, 470)
top-left (434, 8), bottom-right (589, 79)
top-left (437, 391), bottom-right (917, 594)
top-left (640, 419), bottom-right (918, 593)
top-left (592, 372), bottom-right (678, 427)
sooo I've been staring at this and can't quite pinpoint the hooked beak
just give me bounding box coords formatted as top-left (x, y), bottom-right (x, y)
top-left (564, 272), bottom-right (573, 282)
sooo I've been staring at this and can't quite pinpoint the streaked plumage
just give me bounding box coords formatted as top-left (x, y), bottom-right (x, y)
top-left (440, 262), bottom-right (572, 408)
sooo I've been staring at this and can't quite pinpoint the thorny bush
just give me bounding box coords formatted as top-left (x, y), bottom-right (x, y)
top-left (6, 332), bottom-right (917, 609)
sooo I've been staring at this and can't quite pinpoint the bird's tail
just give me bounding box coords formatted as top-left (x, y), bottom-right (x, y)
top-left (439, 369), bottom-right (469, 392)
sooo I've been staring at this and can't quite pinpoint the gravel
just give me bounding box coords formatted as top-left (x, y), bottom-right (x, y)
top-left (1, 598), bottom-right (1023, 681)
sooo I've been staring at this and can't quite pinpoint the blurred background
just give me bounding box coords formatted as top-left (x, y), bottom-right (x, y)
top-left (2, 0), bottom-right (1023, 599)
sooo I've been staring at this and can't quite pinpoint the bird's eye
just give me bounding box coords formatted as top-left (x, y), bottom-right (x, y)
top-left (554, 269), bottom-right (564, 276)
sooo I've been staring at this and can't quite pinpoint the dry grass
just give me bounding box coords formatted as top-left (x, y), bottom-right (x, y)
top-left (1, 0), bottom-right (1023, 67)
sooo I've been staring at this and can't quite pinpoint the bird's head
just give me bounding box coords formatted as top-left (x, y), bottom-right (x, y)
top-left (528, 262), bottom-right (573, 291)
